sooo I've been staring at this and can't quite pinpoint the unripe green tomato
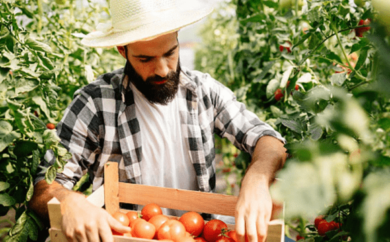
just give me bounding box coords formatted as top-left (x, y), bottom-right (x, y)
top-left (279, 0), bottom-right (293, 9)
top-left (372, 0), bottom-right (390, 34)
top-left (55, 0), bottom-right (66, 5)
top-left (354, 0), bottom-right (366, 7)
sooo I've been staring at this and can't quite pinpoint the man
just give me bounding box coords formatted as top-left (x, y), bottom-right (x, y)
top-left (29, 0), bottom-right (287, 242)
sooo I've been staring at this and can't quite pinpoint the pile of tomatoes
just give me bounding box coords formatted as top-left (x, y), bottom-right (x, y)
top-left (111, 203), bottom-right (241, 242)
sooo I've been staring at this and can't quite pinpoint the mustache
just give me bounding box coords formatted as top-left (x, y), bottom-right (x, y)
top-left (145, 72), bottom-right (175, 84)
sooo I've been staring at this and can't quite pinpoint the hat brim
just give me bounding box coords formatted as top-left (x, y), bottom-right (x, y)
top-left (81, 4), bottom-right (214, 48)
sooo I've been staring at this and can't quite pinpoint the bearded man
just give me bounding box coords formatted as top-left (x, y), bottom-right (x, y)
top-left (29, 1), bottom-right (287, 242)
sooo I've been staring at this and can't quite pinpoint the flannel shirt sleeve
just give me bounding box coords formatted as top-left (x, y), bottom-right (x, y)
top-left (34, 89), bottom-right (101, 189)
top-left (206, 74), bottom-right (286, 155)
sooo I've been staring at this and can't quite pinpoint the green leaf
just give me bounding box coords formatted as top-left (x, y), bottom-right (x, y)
top-left (37, 52), bottom-right (54, 70)
top-left (281, 119), bottom-right (303, 133)
top-left (13, 141), bottom-right (38, 158)
top-left (26, 176), bottom-right (34, 202)
top-left (253, 62), bottom-right (275, 83)
top-left (330, 73), bottom-right (347, 86)
top-left (263, 0), bottom-right (278, 8)
top-left (15, 79), bottom-right (39, 95)
top-left (0, 121), bottom-right (21, 152)
top-left (0, 182), bottom-right (10, 192)
top-left (326, 51), bottom-right (343, 64)
top-left (31, 150), bottom-right (40, 176)
top-left (378, 118), bottom-right (390, 132)
top-left (310, 123), bottom-right (323, 141)
top-left (350, 38), bottom-right (369, 54)
top-left (27, 210), bottom-right (44, 231)
top-left (0, 193), bottom-right (16, 207)
top-left (25, 38), bottom-right (52, 53)
top-left (266, 79), bottom-right (280, 99)
top-left (355, 47), bottom-right (369, 70)
top-left (32, 96), bottom-right (54, 123)
top-left (45, 166), bottom-right (57, 184)
top-left (240, 13), bottom-right (266, 24)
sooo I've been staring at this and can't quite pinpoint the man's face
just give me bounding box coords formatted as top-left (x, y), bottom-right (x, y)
top-left (118, 32), bottom-right (181, 105)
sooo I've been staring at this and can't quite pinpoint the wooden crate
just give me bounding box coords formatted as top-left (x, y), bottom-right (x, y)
top-left (48, 162), bottom-right (284, 242)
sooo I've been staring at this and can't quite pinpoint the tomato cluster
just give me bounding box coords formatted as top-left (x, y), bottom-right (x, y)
top-left (314, 215), bottom-right (342, 237)
top-left (111, 203), bottom-right (243, 242)
top-left (355, 19), bottom-right (371, 38)
top-left (274, 81), bottom-right (299, 101)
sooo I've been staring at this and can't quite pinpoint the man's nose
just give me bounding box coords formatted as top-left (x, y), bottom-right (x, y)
top-left (154, 58), bottom-right (169, 78)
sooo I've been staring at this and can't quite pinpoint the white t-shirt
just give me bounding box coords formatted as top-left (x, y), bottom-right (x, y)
top-left (131, 83), bottom-right (198, 216)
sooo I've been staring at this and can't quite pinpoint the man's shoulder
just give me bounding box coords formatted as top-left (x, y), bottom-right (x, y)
top-left (76, 68), bottom-right (124, 98)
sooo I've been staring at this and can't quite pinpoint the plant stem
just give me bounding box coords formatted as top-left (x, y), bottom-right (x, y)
top-left (299, 25), bottom-right (370, 66)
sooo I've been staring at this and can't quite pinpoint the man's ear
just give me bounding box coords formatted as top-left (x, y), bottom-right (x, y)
top-left (116, 46), bottom-right (127, 59)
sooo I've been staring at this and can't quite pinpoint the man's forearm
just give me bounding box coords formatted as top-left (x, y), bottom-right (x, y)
top-left (243, 135), bottom-right (287, 186)
top-left (28, 180), bottom-right (79, 221)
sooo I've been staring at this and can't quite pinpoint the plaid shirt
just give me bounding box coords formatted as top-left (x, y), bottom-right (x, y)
top-left (35, 67), bottom-right (285, 192)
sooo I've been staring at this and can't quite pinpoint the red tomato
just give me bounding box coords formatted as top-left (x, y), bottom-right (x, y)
top-left (295, 84), bottom-right (299, 91)
top-left (149, 214), bottom-right (170, 238)
top-left (126, 211), bottom-right (139, 225)
top-left (274, 88), bottom-right (284, 101)
top-left (355, 19), bottom-right (371, 37)
top-left (216, 235), bottom-right (235, 242)
top-left (130, 218), bottom-right (145, 229)
top-left (314, 215), bottom-right (325, 229)
top-left (317, 220), bottom-right (331, 236)
top-left (279, 42), bottom-right (292, 53)
top-left (226, 230), bottom-right (238, 242)
top-left (179, 237), bottom-right (196, 242)
top-left (179, 211), bottom-right (205, 237)
top-left (132, 219), bottom-right (156, 239)
top-left (203, 219), bottom-right (228, 242)
top-left (111, 230), bottom-right (123, 236)
top-left (157, 220), bottom-right (187, 242)
top-left (112, 211), bottom-right (130, 226)
top-left (46, 123), bottom-right (56, 130)
top-left (141, 203), bottom-right (163, 221)
top-left (296, 235), bottom-right (304, 241)
top-left (194, 237), bottom-right (207, 242)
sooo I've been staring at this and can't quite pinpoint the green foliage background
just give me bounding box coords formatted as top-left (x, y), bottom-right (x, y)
top-left (1, 0), bottom-right (390, 241)
top-left (195, 0), bottom-right (390, 241)
top-left (0, 0), bottom-right (123, 241)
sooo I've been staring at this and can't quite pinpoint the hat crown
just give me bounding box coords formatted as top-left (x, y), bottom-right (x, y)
top-left (110, 0), bottom-right (177, 27)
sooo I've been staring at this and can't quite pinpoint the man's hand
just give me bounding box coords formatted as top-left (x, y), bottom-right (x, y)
top-left (61, 192), bottom-right (130, 242)
top-left (235, 177), bottom-right (272, 242)
top-left (234, 136), bottom-right (287, 242)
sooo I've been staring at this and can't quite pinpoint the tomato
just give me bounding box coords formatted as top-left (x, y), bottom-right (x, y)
top-left (149, 214), bottom-right (169, 238)
top-left (203, 219), bottom-right (228, 242)
top-left (157, 220), bottom-right (187, 242)
top-left (295, 84), bottom-right (299, 91)
top-left (195, 237), bottom-right (207, 242)
top-left (179, 211), bottom-right (204, 237)
top-left (274, 89), bottom-right (284, 101)
top-left (216, 236), bottom-right (235, 242)
top-left (46, 123), bottom-right (56, 130)
top-left (130, 218), bottom-right (145, 229)
top-left (314, 215), bottom-right (325, 229)
top-left (179, 237), bottom-right (196, 242)
top-left (126, 211), bottom-right (140, 225)
top-left (132, 219), bottom-right (156, 239)
top-left (141, 203), bottom-right (162, 221)
top-left (112, 211), bottom-right (130, 227)
top-left (355, 19), bottom-right (371, 37)
top-left (279, 42), bottom-right (292, 53)
top-left (296, 235), bottom-right (304, 241)
top-left (317, 220), bottom-right (331, 236)
top-left (226, 230), bottom-right (238, 242)
top-left (111, 230), bottom-right (123, 236)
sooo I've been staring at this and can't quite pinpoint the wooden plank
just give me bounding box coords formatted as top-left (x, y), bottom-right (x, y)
top-left (47, 197), bottom-right (62, 230)
top-left (119, 183), bottom-right (238, 216)
top-left (49, 229), bottom-right (68, 242)
top-left (104, 162), bottom-right (120, 214)
top-left (86, 185), bottom-right (105, 208)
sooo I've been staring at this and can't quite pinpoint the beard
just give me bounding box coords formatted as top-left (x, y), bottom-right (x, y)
top-left (124, 60), bottom-right (181, 105)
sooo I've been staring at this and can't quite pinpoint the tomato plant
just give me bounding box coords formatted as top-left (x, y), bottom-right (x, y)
top-left (179, 211), bottom-right (204, 237)
top-left (196, 0), bottom-right (390, 241)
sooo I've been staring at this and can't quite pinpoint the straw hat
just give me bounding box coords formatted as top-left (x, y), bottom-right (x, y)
top-left (81, 0), bottom-right (214, 48)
